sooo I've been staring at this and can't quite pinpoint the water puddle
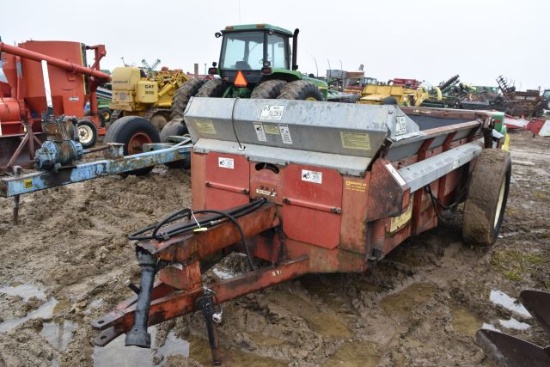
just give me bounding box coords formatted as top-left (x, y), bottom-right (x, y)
top-left (498, 317), bottom-right (531, 330)
top-left (450, 304), bottom-right (483, 336)
top-left (92, 327), bottom-right (189, 367)
top-left (322, 341), bottom-right (381, 367)
top-left (379, 283), bottom-right (437, 323)
top-left (0, 283), bottom-right (58, 333)
top-left (480, 290), bottom-right (533, 332)
top-left (489, 290), bottom-right (531, 318)
top-left (0, 283), bottom-right (46, 301)
top-left (40, 319), bottom-right (77, 351)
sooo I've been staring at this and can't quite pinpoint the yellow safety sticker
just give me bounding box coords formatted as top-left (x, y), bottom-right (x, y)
top-left (24, 179), bottom-right (33, 189)
top-left (340, 132), bottom-right (371, 151)
top-left (195, 119), bottom-right (216, 135)
top-left (344, 180), bottom-right (366, 192)
top-left (390, 197), bottom-right (413, 233)
top-left (264, 124), bottom-right (280, 135)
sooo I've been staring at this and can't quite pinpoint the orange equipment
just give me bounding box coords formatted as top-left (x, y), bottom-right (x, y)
top-left (0, 40), bottom-right (111, 169)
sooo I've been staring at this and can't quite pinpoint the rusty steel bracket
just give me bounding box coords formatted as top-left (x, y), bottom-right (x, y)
top-left (91, 256), bottom-right (309, 347)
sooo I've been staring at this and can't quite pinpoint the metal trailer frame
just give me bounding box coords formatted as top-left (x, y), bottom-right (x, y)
top-left (1, 141), bottom-right (191, 223)
top-left (92, 99), bottom-right (506, 364)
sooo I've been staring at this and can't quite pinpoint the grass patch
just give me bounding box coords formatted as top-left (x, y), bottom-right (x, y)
top-left (490, 249), bottom-right (550, 282)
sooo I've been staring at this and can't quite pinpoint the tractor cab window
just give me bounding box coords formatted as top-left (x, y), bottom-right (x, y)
top-left (220, 31), bottom-right (264, 70)
top-left (266, 33), bottom-right (288, 69)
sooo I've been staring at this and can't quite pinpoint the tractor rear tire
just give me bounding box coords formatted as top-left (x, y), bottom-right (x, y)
top-left (196, 79), bottom-right (228, 98)
top-left (463, 148), bottom-right (512, 246)
top-left (277, 80), bottom-right (323, 101)
top-left (77, 119), bottom-right (98, 148)
top-left (251, 80), bottom-right (288, 99)
top-left (171, 79), bottom-right (207, 120)
top-left (104, 116), bottom-right (160, 176)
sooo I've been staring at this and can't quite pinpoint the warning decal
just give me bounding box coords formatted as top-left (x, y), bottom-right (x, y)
top-left (218, 157), bottom-right (234, 169)
top-left (340, 132), bottom-right (371, 151)
top-left (301, 169), bottom-right (322, 184)
top-left (195, 119), bottom-right (217, 135)
top-left (279, 125), bottom-right (293, 144)
top-left (253, 122), bottom-right (267, 142)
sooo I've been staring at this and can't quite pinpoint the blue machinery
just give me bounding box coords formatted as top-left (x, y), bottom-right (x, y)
top-left (1, 140), bottom-right (191, 223)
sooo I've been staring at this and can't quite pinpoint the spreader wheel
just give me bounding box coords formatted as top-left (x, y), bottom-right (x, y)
top-left (463, 148), bottom-right (512, 246)
top-left (277, 80), bottom-right (323, 101)
top-left (104, 116), bottom-right (160, 176)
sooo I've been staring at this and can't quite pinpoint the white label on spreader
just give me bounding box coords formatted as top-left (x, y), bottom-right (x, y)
top-left (279, 124), bottom-right (293, 144)
top-left (301, 169), bottom-right (322, 184)
top-left (260, 105), bottom-right (285, 121)
top-left (218, 157), bottom-right (234, 169)
top-left (253, 122), bottom-right (267, 142)
top-left (395, 116), bottom-right (407, 135)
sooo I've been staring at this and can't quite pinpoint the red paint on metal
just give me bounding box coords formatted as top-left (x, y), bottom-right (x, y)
top-left (191, 152), bottom-right (207, 210)
top-left (250, 162), bottom-right (284, 205)
top-left (282, 164), bottom-right (342, 250)
top-left (204, 153), bottom-right (250, 210)
top-left (339, 176), bottom-right (369, 255)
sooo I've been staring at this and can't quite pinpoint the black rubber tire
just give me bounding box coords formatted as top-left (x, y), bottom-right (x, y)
top-left (463, 149), bottom-right (512, 246)
top-left (150, 114), bottom-right (168, 132)
top-left (159, 118), bottom-right (190, 169)
top-left (104, 116), bottom-right (160, 176)
top-left (381, 96), bottom-right (398, 105)
top-left (277, 80), bottom-right (323, 101)
top-left (170, 79), bottom-right (207, 120)
top-left (76, 119), bottom-right (98, 148)
top-left (251, 80), bottom-right (288, 99)
top-left (160, 118), bottom-right (187, 142)
top-left (196, 79), bottom-right (228, 98)
top-left (99, 108), bottom-right (112, 125)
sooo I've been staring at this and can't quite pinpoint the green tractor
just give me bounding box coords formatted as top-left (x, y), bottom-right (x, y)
top-left (161, 23), bottom-right (328, 140)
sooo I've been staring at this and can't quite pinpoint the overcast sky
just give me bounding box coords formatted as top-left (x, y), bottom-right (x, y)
top-left (1, 0), bottom-right (547, 90)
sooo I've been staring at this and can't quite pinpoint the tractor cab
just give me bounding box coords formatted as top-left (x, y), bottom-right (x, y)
top-left (208, 24), bottom-right (302, 93)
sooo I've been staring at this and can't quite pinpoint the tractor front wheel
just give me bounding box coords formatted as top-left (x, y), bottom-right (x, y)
top-left (277, 80), bottom-right (323, 101)
top-left (104, 116), bottom-right (160, 176)
top-left (463, 148), bottom-right (512, 246)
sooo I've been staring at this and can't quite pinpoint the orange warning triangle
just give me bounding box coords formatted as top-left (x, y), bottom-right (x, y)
top-left (234, 70), bottom-right (248, 87)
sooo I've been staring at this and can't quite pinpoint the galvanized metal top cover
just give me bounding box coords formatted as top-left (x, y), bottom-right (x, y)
top-left (184, 98), bottom-right (420, 175)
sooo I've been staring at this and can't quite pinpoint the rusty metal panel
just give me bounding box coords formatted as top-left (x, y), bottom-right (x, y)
top-left (339, 176), bottom-right (370, 255)
top-left (204, 153), bottom-right (250, 210)
top-left (191, 152), bottom-right (207, 210)
top-left (282, 164), bottom-right (342, 249)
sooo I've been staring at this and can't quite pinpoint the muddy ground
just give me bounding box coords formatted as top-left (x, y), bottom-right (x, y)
top-left (0, 129), bottom-right (549, 367)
